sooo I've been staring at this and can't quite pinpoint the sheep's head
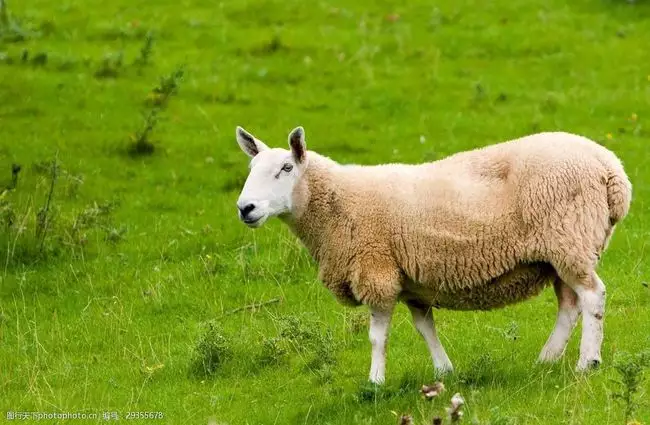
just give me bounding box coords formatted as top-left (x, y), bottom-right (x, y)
top-left (235, 126), bottom-right (307, 228)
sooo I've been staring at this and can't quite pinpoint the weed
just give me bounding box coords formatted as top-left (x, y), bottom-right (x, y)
top-left (278, 315), bottom-right (318, 345)
top-left (275, 315), bottom-right (339, 371)
top-left (149, 65), bottom-right (185, 108)
top-left (105, 225), bottom-right (127, 244)
top-left (610, 351), bottom-right (650, 423)
top-left (94, 51), bottom-right (123, 79)
top-left (128, 64), bottom-right (184, 156)
top-left (250, 33), bottom-right (288, 56)
top-left (190, 320), bottom-right (232, 378)
top-left (133, 31), bottom-right (155, 68)
top-left (256, 337), bottom-right (288, 366)
top-left (0, 164), bottom-right (20, 228)
top-left (35, 157), bottom-right (58, 254)
top-left (31, 52), bottom-right (47, 66)
top-left (0, 0), bottom-right (30, 42)
top-left (128, 109), bottom-right (159, 155)
top-left (0, 159), bottom-right (118, 266)
top-left (306, 328), bottom-right (338, 370)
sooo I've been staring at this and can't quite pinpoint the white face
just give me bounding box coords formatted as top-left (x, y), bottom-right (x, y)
top-left (235, 126), bottom-right (308, 228)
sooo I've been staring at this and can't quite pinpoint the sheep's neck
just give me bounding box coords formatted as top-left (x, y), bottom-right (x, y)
top-left (284, 158), bottom-right (340, 263)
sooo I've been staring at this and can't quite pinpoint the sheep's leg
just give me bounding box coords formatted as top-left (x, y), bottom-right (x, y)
top-left (368, 307), bottom-right (393, 384)
top-left (538, 279), bottom-right (580, 363)
top-left (407, 303), bottom-right (453, 373)
top-left (559, 271), bottom-right (606, 371)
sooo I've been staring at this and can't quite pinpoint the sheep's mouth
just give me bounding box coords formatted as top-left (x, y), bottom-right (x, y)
top-left (242, 215), bottom-right (265, 228)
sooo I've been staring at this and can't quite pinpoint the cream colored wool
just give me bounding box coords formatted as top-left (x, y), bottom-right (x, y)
top-left (284, 132), bottom-right (631, 312)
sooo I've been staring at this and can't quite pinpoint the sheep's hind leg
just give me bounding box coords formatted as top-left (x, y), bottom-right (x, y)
top-left (407, 303), bottom-right (454, 374)
top-left (368, 307), bottom-right (393, 384)
top-left (557, 271), bottom-right (606, 371)
top-left (538, 278), bottom-right (580, 363)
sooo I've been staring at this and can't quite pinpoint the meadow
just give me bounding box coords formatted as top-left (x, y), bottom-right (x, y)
top-left (0, 0), bottom-right (649, 423)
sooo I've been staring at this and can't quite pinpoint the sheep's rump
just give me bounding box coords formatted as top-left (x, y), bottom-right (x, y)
top-left (343, 132), bottom-right (631, 310)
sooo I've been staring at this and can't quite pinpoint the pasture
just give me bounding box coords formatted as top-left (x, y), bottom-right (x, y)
top-left (1, 0), bottom-right (649, 423)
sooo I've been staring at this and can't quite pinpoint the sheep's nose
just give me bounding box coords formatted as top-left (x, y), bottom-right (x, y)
top-left (238, 203), bottom-right (256, 219)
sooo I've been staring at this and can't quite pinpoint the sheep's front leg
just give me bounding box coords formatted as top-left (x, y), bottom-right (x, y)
top-left (573, 273), bottom-right (606, 371)
top-left (407, 303), bottom-right (454, 374)
top-left (368, 307), bottom-right (393, 384)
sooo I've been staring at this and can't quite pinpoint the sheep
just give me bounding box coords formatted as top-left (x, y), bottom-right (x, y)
top-left (234, 126), bottom-right (632, 384)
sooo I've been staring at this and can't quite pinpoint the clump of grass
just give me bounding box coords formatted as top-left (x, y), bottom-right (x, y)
top-left (256, 337), bottom-right (288, 366)
top-left (190, 320), bottom-right (232, 378)
top-left (128, 64), bottom-right (184, 156)
top-left (0, 0), bottom-right (31, 42)
top-left (306, 328), bottom-right (338, 370)
top-left (1, 160), bottom-right (119, 266)
top-left (250, 33), bottom-right (288, 56)
top-left (255, 314), bottom-right (340, 373)
top-left (355, 381), bottom-right (409, 404)
top-left (0, 163), bottom-right (21, 228)
top-left (94, 51), bottom-right (123, 78)
top-left (610, 350), bottom-right (650, 423)
top-left (278, 314), bottom-right (318, 344)
top-left (0, 158), bottom-right (59, 264)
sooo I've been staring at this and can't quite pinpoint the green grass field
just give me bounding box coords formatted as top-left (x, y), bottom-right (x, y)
top-left (1, 0), bottom-right (649, 423)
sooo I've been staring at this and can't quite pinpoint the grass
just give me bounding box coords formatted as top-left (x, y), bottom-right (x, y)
top-left (0, 0), bottom-right (649, 423)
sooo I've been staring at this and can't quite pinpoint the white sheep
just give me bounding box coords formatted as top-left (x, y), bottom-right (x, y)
top-left (234, 126), bottom-right (632, 384)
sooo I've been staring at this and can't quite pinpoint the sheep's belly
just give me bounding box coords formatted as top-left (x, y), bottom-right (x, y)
top-left (402, 263), bottom-right (556, 311)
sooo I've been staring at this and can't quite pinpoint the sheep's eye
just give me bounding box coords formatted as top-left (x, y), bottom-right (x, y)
top-left (282, 163), bottom-right (293, 172)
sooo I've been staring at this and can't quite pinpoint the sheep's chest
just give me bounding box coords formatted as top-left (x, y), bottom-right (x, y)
top-left (402, 263), bottom-right (555, 311)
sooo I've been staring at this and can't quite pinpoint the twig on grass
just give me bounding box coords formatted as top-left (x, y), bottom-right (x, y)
top-left (218, 297), bottom-right (282, 318)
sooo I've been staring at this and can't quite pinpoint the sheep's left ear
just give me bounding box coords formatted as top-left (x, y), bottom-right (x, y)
top-left (288, 126), bottom-right (306, 164)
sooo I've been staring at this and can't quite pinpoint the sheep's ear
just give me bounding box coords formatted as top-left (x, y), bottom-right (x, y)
top-left (288, 126), bottom-right (306, 164)
top-left (236, 126), bottom-right (269, 158)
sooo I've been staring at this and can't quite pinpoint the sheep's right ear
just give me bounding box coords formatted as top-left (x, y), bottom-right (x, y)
top-left (236, 126), bottom-right (269, 158)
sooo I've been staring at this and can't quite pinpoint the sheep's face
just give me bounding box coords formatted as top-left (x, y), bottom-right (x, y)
top-left (235, 126), bottom-right (307, 228)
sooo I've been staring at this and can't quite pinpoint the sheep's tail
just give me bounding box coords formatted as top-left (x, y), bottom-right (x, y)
top-left (604, 158), bottom-right (632, 225)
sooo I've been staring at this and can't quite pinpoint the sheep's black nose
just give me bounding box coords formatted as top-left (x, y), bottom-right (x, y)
top-left (238, 203), bottom-right (256, 218)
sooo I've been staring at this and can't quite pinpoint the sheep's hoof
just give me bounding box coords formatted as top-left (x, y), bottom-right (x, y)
top-left (537, 345), bottom-right (565, 363)
top-left (576, 358), bottom-right (601, 372)
top-left (368, 375), bottom-right (385, 385)
top-left (587, 359), bottom-right (601, 369)
top-left (435, 366), bottom-right (454, 375)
